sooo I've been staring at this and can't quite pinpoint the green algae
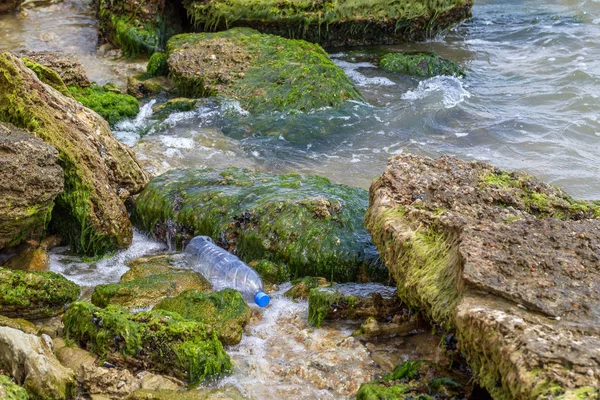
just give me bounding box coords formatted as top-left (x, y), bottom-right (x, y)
top-left (68, 84), bottom-right (139, 126)
top-left (154, 289), bottom-right (251, 345)
top-left (63, 302), bottom-right (232, 384)
top-left (0, 267), bottom-right (80, 319)
top-left (356, 360), bottom-right (468, 400)
top-left (91, 271), bottom-right (210, 309)
top-left (167, 28), bottom-right (364, 113)
top-left (379, 52), bottom-right (465, 77)
top-left (132, 168), bottom-right (386, 283)
top-left (250, 259), bottom-right (290, 284)
top-left (22, 58), bottom-right (72, 97)
top-left (151, 98), bottom-right (198, 119)
top-left (481, 170), bottom-right (600, 219)
top-left (182, 0), bottom-right (473, 47)
top-left (146, 52), bottom-right (169, 77)
top-left (0, 375), bottom-right (28, 400)
top-left (307, 287), bottom-right (342, 327)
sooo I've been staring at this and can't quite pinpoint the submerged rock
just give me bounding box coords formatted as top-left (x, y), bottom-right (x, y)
top-left (0, 267), bottom-right (80, 319)
top-left (0, 327), bottom-right (75, 400)
top-left (0, 122), bottom-right (63, 250)
top-left (356, 360), bottom-right (472, 400)
top-left (166, 28), bottom-right (363, 113)
top-left (379, 52), bottom-right (465, 78)
top-left (154, 289), bottom-right (251, 345)
top-left (183, 0), bottom-right (473, 47)
top-left (91, 269), bottom-right (210, 310)
top-left (0, 53), bottom-right (148, 256)
top-left (365, 154), bottom-right (600, 398)
top-left (0, 375), bottom-right (28, 400)
top-left (63, 302), bottom-right (232, 384)
top-left (132, 168), bottom-right (386, 282)
top-left (98, 0), bottom-right (182, 55)
top-left (307, 283), bottom-right (405, 327)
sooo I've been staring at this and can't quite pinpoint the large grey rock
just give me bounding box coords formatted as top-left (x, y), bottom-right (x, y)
top-left (0, 327), bottom-right (75, 399)
top-left (365, 154), bottom-right (600, 399)
top-left (0, 122), bottom-right (63, 250)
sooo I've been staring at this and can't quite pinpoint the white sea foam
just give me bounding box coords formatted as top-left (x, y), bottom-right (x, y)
top-left (333, 60), bottom-right (396, 87)
top-left (402, 75), bottom-right (471, 108)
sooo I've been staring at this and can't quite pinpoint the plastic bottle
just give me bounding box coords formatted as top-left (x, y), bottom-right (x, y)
top-left (184, 236), bottom-right (270, 307)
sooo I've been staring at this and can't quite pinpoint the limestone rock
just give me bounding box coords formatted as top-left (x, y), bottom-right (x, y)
top-left (18, 51), bottom-right (91, 87)
top-left (365, 154), bottom-right (600, 399)
top-left (0, 327), bottom-right (75, 399)
top-left (0, 52), bottom-right (148, 256)
top-left (0, 316), bottom-right (37, 335)
top-left (0, 122), bottom-right (63, 250)
top-left (3, 248), bottom-right (49, 272)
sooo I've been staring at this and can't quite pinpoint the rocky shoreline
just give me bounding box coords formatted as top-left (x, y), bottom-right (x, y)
top-left (1, 0), bottom-right (599, 399)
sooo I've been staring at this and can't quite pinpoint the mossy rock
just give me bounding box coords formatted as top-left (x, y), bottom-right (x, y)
top-left (126, 386), bottom-right (246, 400)
top-left (91, 271), bottom-right (211, 310)
top-left (0, 53), bottom-right (148, 256)
top-left (98, 0), bottom-right (182, 56)
top-left (68, 84), bottom-right (139, 126)
top-left (356, 360), bottom-right (470, 400)
top-left (154, 289), bottom-right (251, 345)
top-left (63, 302), bottom-right (232, 384)
top-left (379, 52), bottom-right (465, 78)
top-left (127, 74), bottom-right (169, 99)
top-left (0, 375), bottom-right (28, 400)
top-left (147, 52), bottom-right (169, 77)
top-left (122, 254), bottom-right (189, 281)
top-left (307, 283), bottom-right (403, 327)
top-left (0, 267), bottom-right (80, 319)
top-left (183, 0), bottom-right (473, 47)
top-left (248, 259), bottom-right (290, 285)
top-left (22, 57), bottom-right (72, 97)
top-left (166, 28), bottom-right (364, 114)
top-left (132, 168), bottom-right (387, 282)
top-left (284, 277), bottom-right (330, 300)
top-left (0, 315), bottom-right (37, 335)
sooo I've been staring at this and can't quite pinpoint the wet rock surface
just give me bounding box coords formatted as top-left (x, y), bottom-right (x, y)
top-left (0, 122), bottom-right (63, 250)
top-left (0, 327), bottom-right (75, 399)
top-left (132, 167), bottom-right (386, 282)
top-left (166, 28), bottom-right (363, 114)
top-left (365, 154), bottom-right (600, 399)
top-left (0, 52), bottom-right (148, 256)
top-left (18, 50), bottom-right (91, 87)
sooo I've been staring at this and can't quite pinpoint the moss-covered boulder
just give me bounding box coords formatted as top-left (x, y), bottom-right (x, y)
top-left (356, 360), bottom-right (471, 400)
top-left (146, 52), bottom-right (169, 77)
top-left (68, 84), bottom-right (139, 126)
top-left (0, 316), bottom-right (37, 335)
top-left (155, 289), bottom-right (251, 346)
top-left (0, 122), bottom-right (63, 250)
top-left (0, 375), bottom-right (28, 400)
top-left (379, 52), bottom-right (465, 78)
top-left (307, 283), bottom-right (404, 327)
top-left (0, 267), bottom-right (80, 319)
top-left (19, 51), bottom-right (91, 87)
top-left (183, 0), bottom-right (473, 47)
top-left (98, 0), bottom-right (182, 55)
top-left (166, 28), bottom-right (363, 113)
top-left (132, 168), bottom-right (386, 282)
top-left (63, 302), bottom-right (232, 384)
top-left (0, 52), bottom-right (148, 256)
top-left (122, 254), bottom-right (189, 281)
top-left (91, 271), bottom-right (210, 310)
top-left (366, 154), bottom-right (600, 398)
top-left (127, 74), bottom-right (169, 99)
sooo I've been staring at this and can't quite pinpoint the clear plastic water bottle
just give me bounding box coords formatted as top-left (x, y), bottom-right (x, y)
top-left (184, 236), bottom-right (270, 307)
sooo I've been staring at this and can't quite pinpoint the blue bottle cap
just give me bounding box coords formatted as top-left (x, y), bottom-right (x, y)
top-left (254, 291), bottom-right (270, 307)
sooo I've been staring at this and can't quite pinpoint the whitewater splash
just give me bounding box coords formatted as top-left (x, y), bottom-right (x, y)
top-left (401, 75), bottom-right (471, 109)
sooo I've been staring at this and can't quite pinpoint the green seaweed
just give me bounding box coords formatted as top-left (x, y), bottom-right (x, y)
top-left (167, 28), bottom-right (364, 113)
top-left (63, 302), bottom-right (232, 384)
top-left (0, 267), bottom-right (80, 319)
top-left (68, 84), bottom-right (139, 126)
top-left (379, 52), bottom-right (465, 77)
top-left (154, 289), bottom-right (251, 345)
top-left (132, 168), bottom-right (386, 283)
top-left (182, 0), bottom-right (473, 47)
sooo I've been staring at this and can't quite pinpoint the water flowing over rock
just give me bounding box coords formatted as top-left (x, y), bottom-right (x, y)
top-left (0, 53), bottom-right (148, 256)
top-left (132, 167), bottom-right (386, 282)
top-left (0, 327), bottom-right (75, 400)
top-left (365, 154), bottom-right (600, 399)
top-left (166, 28), bottom-right (364, 114)
top-left (0, 122), bottom-right (63, 250)
top-left (183, 0), bottom-right (473, 47)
